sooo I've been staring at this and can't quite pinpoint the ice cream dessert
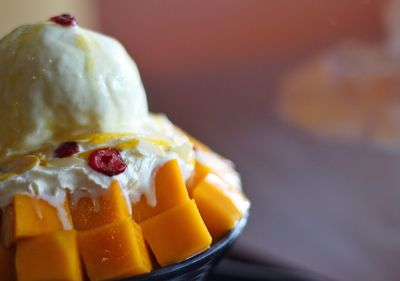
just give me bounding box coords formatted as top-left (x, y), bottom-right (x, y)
top-left (0, 14), bottom-right (249, 281)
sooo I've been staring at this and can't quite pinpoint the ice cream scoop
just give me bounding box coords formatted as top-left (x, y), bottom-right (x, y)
top-left (0, 17), bottom-right (148, 155)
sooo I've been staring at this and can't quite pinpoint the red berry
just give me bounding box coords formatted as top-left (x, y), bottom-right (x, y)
top-left (50, 14), bottom-right (77, 26)
top-left (54, 141), bottom-right (80, 158)
top-left (88, 148), bottom-right (127, 177)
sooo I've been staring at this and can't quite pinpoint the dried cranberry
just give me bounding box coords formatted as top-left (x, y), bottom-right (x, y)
top-left (88, 148), bottom-right (127, 176)
top-left (50, 14), bottom-right (77, 26)
top-left (54, 141), bottom-right (80, 158)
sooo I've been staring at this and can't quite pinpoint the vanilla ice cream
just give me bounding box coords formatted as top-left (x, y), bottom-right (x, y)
top-left (0, 20), bottom-right (148, 155)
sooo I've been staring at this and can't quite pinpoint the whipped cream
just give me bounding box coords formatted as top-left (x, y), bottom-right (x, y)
top-left (0, 116), bottom-right (194, 211)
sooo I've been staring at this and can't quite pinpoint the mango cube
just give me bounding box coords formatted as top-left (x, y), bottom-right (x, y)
top-left (70, 180), bottom-right (130, 230)
top-left (140, 199), bottom-right (212, 266)
top-left (0, 243), bottom-right (16, 281)
top-left (187, 160), bottom-right (211, 197)
top-left (133, 159), bottom-right (189, 222)
top-left (193, 174), bottom-right (243, 240)
top-left (1, 194), bottom-right (71, 245)
top-left (16, 230), bottom-right (83, 281)
top-left (78, 218), bottom-right (152, 281)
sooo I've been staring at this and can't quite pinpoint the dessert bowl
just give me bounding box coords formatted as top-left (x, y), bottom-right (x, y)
top-left (0, 14), bottom-right (250, 281)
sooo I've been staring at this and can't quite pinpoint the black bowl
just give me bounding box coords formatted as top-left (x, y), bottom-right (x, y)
top-left (121, 213), bottom-right (249, 281)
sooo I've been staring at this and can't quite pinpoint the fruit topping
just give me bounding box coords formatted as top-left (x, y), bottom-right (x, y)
top-left (50, 14), bottom-right (77, 26)
top-left (88, 148), bottom-right (127, 176)
top-left (54, 142), bottom-right (80, 158)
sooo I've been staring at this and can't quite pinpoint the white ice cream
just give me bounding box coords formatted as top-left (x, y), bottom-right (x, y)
top-left (0, 21), bottom-right (148, 155)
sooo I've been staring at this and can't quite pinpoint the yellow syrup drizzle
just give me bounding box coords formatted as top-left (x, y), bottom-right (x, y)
top-left (72, 133), bottom-right (135, 145)
top-left (116, 139), bottom-right (139, 150)
top-left (72, 132), bottom-right (173, 149)
top-left (140, 137), bottom-right (172, 148)
top-left (75, 34), bottom-right (95, 74)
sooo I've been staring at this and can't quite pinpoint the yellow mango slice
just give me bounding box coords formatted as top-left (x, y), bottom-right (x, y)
top-left (193, 175), bottom-right (243, 240)
top-left (132, 159), bottom-right (189, 222)
top-left (1, 194), bottom-right (71, 245)
top-left (0, 243), bottom-right (16, 281)
top-left (187, 160), bottom-right (211, 197)
top-left (140, 199), bottom-right (212, 266)
top-left (78, 218), bottom-right (152, 281)
top-left (70, 181), bottom-right (130, 230)
top-left (131, 220), bottom-right (154, 270)
top-left (16, 230), bottom-right (83, 281)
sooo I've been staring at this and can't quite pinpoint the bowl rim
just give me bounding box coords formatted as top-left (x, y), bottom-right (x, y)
top-left (121, 212), bottom-right (249, 280)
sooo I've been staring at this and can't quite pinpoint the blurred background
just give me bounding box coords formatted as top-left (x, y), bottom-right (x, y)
top-left (2, 1), bottom-right (400, 280)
